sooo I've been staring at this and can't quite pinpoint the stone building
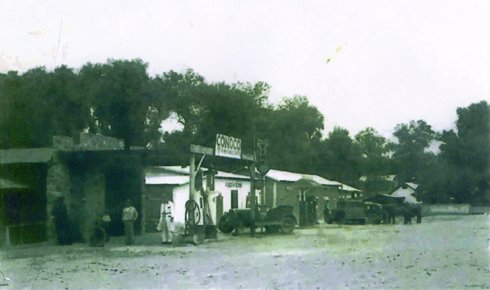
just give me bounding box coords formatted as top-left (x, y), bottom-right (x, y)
top-left (0, 133), bottom-right (146, 246)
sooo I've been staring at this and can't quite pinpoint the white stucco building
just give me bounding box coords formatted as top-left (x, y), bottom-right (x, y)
top-left (144, 166), bottom-right (256, 230)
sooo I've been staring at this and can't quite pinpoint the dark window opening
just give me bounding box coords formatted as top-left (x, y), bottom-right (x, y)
top-left (231, 190), bottom-right (238, 209)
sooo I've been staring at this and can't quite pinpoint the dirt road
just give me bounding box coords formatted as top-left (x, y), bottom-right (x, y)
top-left (1, 215), bottom-right (489, 289)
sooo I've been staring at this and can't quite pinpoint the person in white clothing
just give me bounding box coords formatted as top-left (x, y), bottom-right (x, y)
top-left (158, 195), bottom-right (175, 244)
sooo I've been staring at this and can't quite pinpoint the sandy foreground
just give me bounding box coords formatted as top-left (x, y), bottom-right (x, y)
top-left (1, 215), bottom-right (489, 290)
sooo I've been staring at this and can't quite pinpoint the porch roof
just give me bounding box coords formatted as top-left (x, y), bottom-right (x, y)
top-left (145, 175), bottom-right (189, 185)
top-left (145, 166), bottom-right (250, 185)
top-left (0, 148), bottom-right (53, 164)
top-left (266, 169), bottom-right (340, 186)
top-left (339, 184), bottom-right (362, 192)
top-left (0, 178), bottom-right (29, 189)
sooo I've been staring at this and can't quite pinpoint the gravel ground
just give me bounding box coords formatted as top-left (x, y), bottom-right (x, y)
top-left (1, 214), bottom-right (489, 289)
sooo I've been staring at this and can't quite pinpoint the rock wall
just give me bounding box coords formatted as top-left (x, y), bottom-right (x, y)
top-left (81, 171), bottom-right (106, 241)
top-left (46, 154), bottom-right (71, 243)
top-left (46, 133), bottom-right (125, 242)
top-left (77, 133), bottom-right (124, 151)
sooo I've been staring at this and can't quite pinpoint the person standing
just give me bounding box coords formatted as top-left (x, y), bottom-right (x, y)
top-left (122, 199), bottom-right (138, 245)
top-left (158, 195), bottom-right (175, 244)
top-left (101, 212), bottom-right (111, 241)
top-left (51, 196), bottom-right (72, 245)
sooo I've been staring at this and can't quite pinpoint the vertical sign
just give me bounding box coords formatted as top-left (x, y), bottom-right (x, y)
top-left (215, 134), bottom-right (241, 159)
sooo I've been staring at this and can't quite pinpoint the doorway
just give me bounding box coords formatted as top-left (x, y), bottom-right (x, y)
top-left (105, 167), bottom-right (142, 236)
top-left (1, 190), bottom-right (47, 246)
top-left (231, 190), bottom-right (238, 209)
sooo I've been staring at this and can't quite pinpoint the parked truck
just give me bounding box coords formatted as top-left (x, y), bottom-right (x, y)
top-left (324, 200), bottom-right (384, 225)
top-left (218, 205), bottom-right (297, 234)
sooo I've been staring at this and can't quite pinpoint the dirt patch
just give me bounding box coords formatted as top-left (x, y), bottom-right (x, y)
top-left (1, 215), bottom-right (489, 289)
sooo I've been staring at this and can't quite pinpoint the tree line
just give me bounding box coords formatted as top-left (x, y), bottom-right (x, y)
top-left (0, 59), bottom-right (488, 205)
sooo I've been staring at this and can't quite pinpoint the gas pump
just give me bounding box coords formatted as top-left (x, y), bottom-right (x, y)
top-left (203, 167), bottom-right (218, 239)
top-left (183, 134), bottom-right (256, 243)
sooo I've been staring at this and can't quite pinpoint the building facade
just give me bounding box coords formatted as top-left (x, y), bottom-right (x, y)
top-left (261, 169), bottom-right (361, 225)
top-left (144, 166), bottom-right (255, 231)
top-left (0, 133), bottom-right (145, 246)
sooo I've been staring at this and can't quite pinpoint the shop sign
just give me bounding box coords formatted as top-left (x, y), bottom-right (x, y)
top-left (215, 134), bottom-right (241, 159)
top-left (226, 181), bottom-right (243, 188)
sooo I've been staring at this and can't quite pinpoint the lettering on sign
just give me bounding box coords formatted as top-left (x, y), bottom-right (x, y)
top-left (226, 181), bottom-right (243, 188)
top-left (215, 134), bottom-right (241, 159)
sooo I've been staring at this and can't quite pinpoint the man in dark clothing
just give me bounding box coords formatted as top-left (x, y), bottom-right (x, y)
top-left (51, 196), bottom-right (72, 245)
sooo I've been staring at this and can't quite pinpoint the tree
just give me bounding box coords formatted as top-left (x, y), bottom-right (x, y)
top-left (193, 82), bottom-right (268, 148)
top-left (317, 127), bottom-right (361, 184)
top-left (159, 70), bottom-right (273, 157)
top-left (439, 101), bottom-right (490, 204)
top-left (265, 96), bottom-right (324, 173)
top-left (355, 127), bottom-right (390, 175)
top-left (79, 59), bottom-right (154, 149)
top-left (391, 120), bottom-right (436, 183)
top-left (355, 128), bottom-right (392, 195)
top-left (0, 66), bottom-right (90, 148)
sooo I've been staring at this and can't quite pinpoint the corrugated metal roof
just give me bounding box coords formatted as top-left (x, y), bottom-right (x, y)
top-left (146, 166), bottom-right (358, 192)
top-left (359, 174), bottom-right (396, 182)
top-left (405, 182), bottom-right (419, 190)
top-left (145, 166), bottom-right (249, 185)
top-left (266, 169), bottom-right (340, 185)
top-left (0, 178), bottom-right (29, 189)
top-left (300, 175), bottom-right (341, 186)
top-left (265, 169), bottom-right (303, 182)
top-left (339, 184), bottom-right (361, 192)
top-left (155, 166), bottom-right (250, 179)
top-left (145, 175), bottom-right (189, 185)
top-left (0, 148), bottom-right (53, 164)
top-left (150, 166), bottom-right (189, 175)
top-left (391, 187), bottom-right (421, 204)
top-left (215, 171), bottom-right (250, 180)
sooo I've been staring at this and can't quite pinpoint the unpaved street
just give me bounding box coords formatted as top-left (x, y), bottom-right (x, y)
top-left (1, 215), bottom-right (489, 289)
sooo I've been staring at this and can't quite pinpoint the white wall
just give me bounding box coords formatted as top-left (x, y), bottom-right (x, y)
top-left (171, 178), bottom-right (256, 226)
top-left (422, 204), bottom-right (471, 215)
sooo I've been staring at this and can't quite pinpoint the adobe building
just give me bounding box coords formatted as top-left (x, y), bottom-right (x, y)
top-left (0, 133), bottom-right (146, 246)
top-left (262, 169), bottom-right (361, 226)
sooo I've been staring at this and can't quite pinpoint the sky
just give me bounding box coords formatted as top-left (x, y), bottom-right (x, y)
top-left (1, 0), bottom-right (489, 138)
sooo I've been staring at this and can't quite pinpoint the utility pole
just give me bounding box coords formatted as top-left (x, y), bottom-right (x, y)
top-left (189, 153), bottom-right (195, 201)
top-left (187, 153), bottom-right (196, 236)
top-left (249, 159), bottom-right (256, 237)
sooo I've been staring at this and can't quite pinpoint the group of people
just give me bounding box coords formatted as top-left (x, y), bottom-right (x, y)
top-left (119, 196), bottom-right (176, 245)
top-left (51, 195), bottom-right (175, 246)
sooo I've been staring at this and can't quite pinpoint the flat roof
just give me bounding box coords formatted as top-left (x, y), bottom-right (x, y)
top-left (145, 175), bottom-right (189, 185)
top-left (146, 166), bottom-right (250, 180)
top-left (0, 148), bottom-right (53, 164)
top-left (0, 178), bottom-right (29, 189)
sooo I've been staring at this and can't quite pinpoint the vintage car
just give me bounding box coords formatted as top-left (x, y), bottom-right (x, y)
top-left (324, 200), bottom-right (384, 225)
top-left (218, 205), bottom-right (297, 234)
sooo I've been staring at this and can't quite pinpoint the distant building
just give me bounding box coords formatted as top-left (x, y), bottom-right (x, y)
top-left (358, 174), bottom-right (398, 196)
top-left (262, 169), bottom-right (361, 226)
top-left (390, 182), bottom-right (421, 204)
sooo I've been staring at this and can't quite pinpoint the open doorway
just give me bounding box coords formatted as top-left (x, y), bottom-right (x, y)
top-left (105, 167), bottom-right (142, 236)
